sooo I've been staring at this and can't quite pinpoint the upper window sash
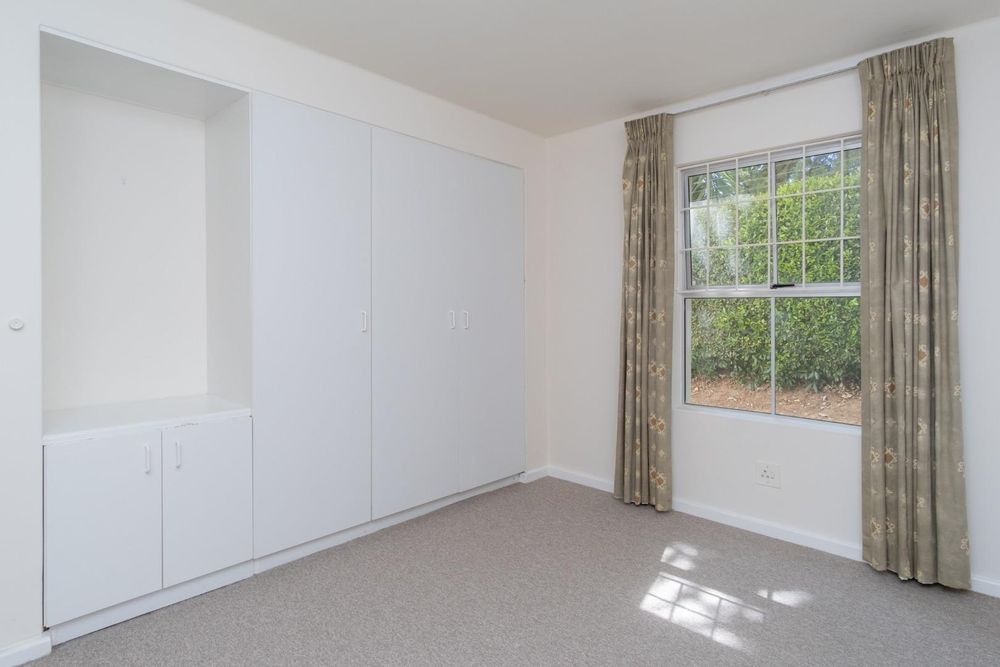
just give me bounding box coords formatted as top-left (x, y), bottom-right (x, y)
top-left (679, 135), bottom-right (861, 292)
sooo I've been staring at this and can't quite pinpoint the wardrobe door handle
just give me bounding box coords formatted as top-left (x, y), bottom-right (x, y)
top-left (361, 310), bottom-right (368, 332)
top-left (463, 310), bottom-right (470, 330)
top-left (449, 310), bottom-right (456, 329)
top-left (144, 445), bottom-right (151, 474)
top-left (175, 441), bottom-right (182, 469)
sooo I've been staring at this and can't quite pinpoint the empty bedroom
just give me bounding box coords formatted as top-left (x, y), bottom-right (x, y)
top-left (1, 1), bottom-right (999, 665)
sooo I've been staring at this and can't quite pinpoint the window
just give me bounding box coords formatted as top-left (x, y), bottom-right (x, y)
top-left (680, 137), bottom-right (861, 426)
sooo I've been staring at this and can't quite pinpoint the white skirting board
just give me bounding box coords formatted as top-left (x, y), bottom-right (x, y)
top-left (255, 475), bottom-right (521, 573)
top-left (24, 466), bottom-right (999, 657)
top-left (48, 562), bottom-right (254, 646)
top-left (524, 466), bottom-right (999, 599)
top-left (40, 474), bottom-right (521, 649)
top-left (972, 576), bottom-right (1000, 598)
top-left (520, 465), bottom-right (612, 493)
top-left (670, 497), bottom-right (863, 561)
top-left (0, 634), bottom-right (52, 667)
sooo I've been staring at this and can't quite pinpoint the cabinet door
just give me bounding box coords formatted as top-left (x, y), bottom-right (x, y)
top-left (252, 94), bottom-right (372, 556)
top-left (456, 160), bottom-right (526, 490)
top-left (371, 129), bottom-right (462, 518)
top-left (162, 417), bottom-right (252, 587)
top-left (44, 432), bottom-right (162, 626)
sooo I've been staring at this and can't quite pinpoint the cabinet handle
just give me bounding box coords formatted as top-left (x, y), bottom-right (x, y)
top-left (449, 310), bottom-right (456, 329)
top-left (361, 310), bottom-right (368, 332)
top-left (144, 445), bottom-right (151, 474)
top-left (175, 441), bottom-right (182, 469)
top-left (463, 310), bottom-right (470, 330)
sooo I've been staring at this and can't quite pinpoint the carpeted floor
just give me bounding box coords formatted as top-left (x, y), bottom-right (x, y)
top-left (34, 478), bottom-right (1000, 666)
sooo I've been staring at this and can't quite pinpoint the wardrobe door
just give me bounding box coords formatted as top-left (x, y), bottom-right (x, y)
top-left (456, 159), bottom-right (526, 490)
top-left (252, 94), bottom-right (372, 557)
top-left (371, 129), bottom-right (461, 518)
top-left (44, 432), bottom-right (162, 626)
top-left (162, 417), bottom-right (252, 587)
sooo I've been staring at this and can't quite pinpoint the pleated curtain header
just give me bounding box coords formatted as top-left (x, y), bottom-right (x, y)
top-left (624, 113), bottom-right (673, 146)
top-left (859, 38), bottom-right (954, 83)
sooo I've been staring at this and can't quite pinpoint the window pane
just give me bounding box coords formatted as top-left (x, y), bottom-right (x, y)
top-left (712, 204), bottom-right (737, 246)
top-left (710, 168), bottom-right (736, 201)
top-left (687, 207), bottom-right (710, 248)
top-left (805, 149), bottom-right (841, 191)
top-left (844, 238), bottom-right (861, 282)
top-left (688, 298), bottom-right (771, 414)
top-left (843, 188), bottom-right (860, 236)
top-left (688, 172), bottom-right (708, 206)
top-left (775, 297), bottom-right (861, 425)
top-left (844, 148), bottom-right (861, 187)
top-left (739, 246), bottom-right (769, 286)
top-left (804, 240), bottom-right (841, 283)
top-left (777, 243), bottom-right (802, 284)
top-left (708, 248), bottom-right (737, 286)
top-left (738, 199), bottom-right (769, 244)
top-left (774, 157), bottom-right (803, 195)
top-left (688, 250), bottom-right (708, 287)
top-left (804, 191), bottom-right (840, 239)
top-left (738, 160), bottom-right (768, 198)
top-left (776, 196), bottom-right (802, 242)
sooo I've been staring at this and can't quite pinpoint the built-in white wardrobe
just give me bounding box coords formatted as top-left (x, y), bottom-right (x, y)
top-left (40, 32), bottom-right (254, 632)
top-left (251, 94), bottom-right (373, 557)
top-left (371, 129), bottom-right (525, 519)
top-left (251, 99), bottom-right (526, 555)
top-left (39, 31), bottom-right (525, 641)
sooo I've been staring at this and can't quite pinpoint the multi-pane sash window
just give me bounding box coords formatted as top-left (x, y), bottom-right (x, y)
top-left (679, 137), bottom-right (862, 426)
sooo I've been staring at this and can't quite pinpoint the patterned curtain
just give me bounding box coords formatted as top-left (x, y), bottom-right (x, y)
top-left (614, 113), bottom-right (674, 512)
top-left (859, 38), bottom-right (970, 589)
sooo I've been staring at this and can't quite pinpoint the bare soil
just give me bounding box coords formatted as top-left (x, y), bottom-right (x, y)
top-left (689, 376), bottom-right (861, 425)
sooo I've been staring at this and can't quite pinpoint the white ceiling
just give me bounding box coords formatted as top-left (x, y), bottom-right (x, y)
top-left (184, 0), bottom-right (1000, 136)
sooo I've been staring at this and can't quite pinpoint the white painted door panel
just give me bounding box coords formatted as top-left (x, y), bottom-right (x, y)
top-left (162, 416), bottom-right (252, 587)
top-left (457, 162), bottom-right (526, 490)
top-left (252, 94), bottom-right (372, 556)
top-left (371, 129), bottom-right (461, 518)
top-left (44, 432), bottom-right (162, 626)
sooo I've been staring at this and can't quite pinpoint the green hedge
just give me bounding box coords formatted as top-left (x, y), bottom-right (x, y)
top-left (687, 156), bottom-right (862, 392)
top-left (689, 169), bottom-right (861, 287)
top-left (690, 296), bottom-right (861, 391)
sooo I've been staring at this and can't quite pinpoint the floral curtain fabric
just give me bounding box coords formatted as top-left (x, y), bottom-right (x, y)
top-left (859, 38), bottom-right (970, 589)
top-left (614, 113), bottom-right (674, 512)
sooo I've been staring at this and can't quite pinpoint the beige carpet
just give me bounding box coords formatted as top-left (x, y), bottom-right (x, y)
top-left (35, 478), bottom-right (1000, 666)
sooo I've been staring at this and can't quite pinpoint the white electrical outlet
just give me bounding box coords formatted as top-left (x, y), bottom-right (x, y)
top-left (756, 462), bottom-right (781, 488)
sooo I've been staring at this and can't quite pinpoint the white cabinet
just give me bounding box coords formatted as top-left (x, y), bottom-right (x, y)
top-left (43, 408), bottom-right (253, 626)
top-left (252, 94), bottom-right (373, 556)
top-left (162, 417), bottom-right (252, 587)
top-left (371, 129), bottom-right (525, 518)
top-left (41, 81), bottom-right (525, 630)
top-left (44, 432), bottom-right (163, 626)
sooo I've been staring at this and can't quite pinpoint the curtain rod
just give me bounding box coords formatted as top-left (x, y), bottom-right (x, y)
top-left (666, 65), bottom-right (858, 118)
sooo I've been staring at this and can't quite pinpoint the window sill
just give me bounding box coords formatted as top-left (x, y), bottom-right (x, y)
top-left (672, 402), bottom-right (862, 436)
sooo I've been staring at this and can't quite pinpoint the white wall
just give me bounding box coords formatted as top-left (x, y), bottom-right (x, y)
top-left (955, 16), bottom-right (1000, 600)
top-left (42, 84), bottom-right (209, 410)
top-left (206, 96), bottom-right (252, 406)
top-left (545, 17), bottom-right (1000, 594)
top-left (0, 0), bottom-right (44, 654)
top-left (0, 0), bottom-right (548, 652)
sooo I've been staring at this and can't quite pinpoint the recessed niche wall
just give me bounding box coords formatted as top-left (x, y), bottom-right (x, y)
top-left (40, 32), bottom-right (251, 428)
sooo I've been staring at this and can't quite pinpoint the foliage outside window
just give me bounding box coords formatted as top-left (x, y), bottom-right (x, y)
top-left (681, 137), bottom-right (861, 426)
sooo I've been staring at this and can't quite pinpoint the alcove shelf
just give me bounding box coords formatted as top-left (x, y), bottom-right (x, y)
top-left (42, 394), bottom-right (251, 444)
top-left (40, 31), bottom-right (252, 435)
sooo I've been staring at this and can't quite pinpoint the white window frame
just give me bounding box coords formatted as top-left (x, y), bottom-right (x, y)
top-left (676, 134), bottom-right (862, 425)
